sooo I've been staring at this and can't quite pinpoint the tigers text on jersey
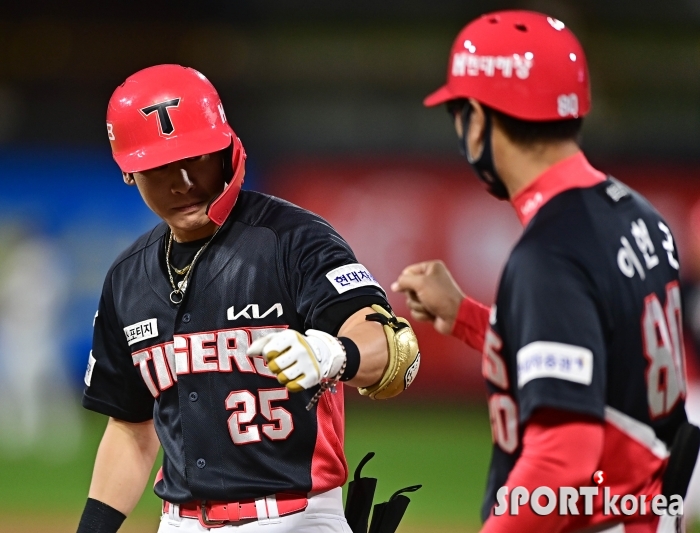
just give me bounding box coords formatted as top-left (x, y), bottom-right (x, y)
top-left (482, 161), bottom-right (688, 527)
top-left (82, 190), bottom-right (388, 504)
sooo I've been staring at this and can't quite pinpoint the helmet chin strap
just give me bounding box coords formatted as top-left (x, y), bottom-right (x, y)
top-left (459, 104), bottom-right (510, 200)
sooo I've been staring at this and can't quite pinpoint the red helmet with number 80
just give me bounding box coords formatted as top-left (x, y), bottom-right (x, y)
top-left (424, 10), bottom-right (591, 120)
top-left (106, 64), bottom-right (246, 225)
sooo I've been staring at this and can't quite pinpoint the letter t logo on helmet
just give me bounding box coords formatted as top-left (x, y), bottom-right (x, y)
top-left (106, 64), bottom-right (246, 225)
top-left (424, 10), bottom-right (591, 120)
top-left (139, 98), bottom-right (181, 136)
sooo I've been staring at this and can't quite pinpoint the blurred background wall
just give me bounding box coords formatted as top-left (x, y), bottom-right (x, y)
top-left (0, 1), bottom-right (699, 531)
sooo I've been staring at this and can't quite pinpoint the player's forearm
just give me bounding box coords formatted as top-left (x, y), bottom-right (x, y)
top-left (88, 417), bottom-right (160, 516)
top-left (338, 308), bottom-right (389, 388)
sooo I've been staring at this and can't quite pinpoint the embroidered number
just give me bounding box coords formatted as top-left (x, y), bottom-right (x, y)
top-left (642, 282), bottom-right (686, 419)
top-left (488, 394), bottom-right (519, 453)
top-left (259, 388), bottom-right (293, 441)
top-left (225, 388), bottom-right (294, 445)
top-left (226, 390), bottom-right (261, 444)
top-left (483, 329), bottom-right (509, 389)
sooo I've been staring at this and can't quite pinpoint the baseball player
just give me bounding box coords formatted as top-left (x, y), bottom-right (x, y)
top-left (392, 11), bottom-right (697, 533)
top-left (76, 64), bottom-right (420, 533)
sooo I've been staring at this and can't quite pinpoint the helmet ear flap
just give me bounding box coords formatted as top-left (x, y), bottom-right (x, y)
top-left (221, 141), bottom-right (234, 183)
top-left (207, 135), bottom-right (247, 225)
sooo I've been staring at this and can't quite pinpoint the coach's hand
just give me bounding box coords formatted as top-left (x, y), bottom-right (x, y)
top-left (391, 260), bottom-right (465, 336)
top-left (247, 330), bottom-right (346, 392)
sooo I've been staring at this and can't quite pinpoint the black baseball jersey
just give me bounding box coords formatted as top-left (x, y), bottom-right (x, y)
top-left (82, 190), bottom-right (388, 503)
top-left (481, 174), bottom-right (688, 521)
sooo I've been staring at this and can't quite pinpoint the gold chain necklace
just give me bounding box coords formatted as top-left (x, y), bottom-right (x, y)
top-left (165, 228), bottom-right (220, 304)
top-left (170, 263), bottom-right (191, 276)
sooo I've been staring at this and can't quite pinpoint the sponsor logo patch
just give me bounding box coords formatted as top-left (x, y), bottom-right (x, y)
top-left (124, 318), bottom-right (159, 346)
top-left (227, 303), bottom-right (283, 321)
top-left (605, 181), bottom-right (629, 202)
top-left (326, 263), bottom-right (382, 294)
top-left (517, 341), bottom-right (593, 388)
top-left (452, 52), bottom-right (533, 79)
top-left (84, 351), bottom-right (96, 386)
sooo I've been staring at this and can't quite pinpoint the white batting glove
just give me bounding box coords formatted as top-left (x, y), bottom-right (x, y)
top-left (247, 329), bottom-right (346, 393)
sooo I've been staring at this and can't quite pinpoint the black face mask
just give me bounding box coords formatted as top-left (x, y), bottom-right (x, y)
top-left (454, 103), bottom-right (510, 200)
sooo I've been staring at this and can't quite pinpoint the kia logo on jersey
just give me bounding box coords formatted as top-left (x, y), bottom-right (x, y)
top-left (140, 98), bottom-right (181, 136)
top-left (227, 303), bottom-right (283, 321)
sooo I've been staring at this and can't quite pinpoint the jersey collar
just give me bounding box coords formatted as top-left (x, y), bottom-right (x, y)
top-left (510, 151), bottom-right (606, 226)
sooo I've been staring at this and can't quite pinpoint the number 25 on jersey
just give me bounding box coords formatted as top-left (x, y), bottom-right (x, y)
top-left (226, 388), bottom-right (294, 445)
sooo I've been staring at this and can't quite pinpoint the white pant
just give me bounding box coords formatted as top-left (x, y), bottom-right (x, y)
top-left (157, 487), bottom-right (352, 533)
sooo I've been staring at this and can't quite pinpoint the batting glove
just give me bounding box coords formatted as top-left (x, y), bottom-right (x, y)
top-left (247, 329), bottom-right (346, 392)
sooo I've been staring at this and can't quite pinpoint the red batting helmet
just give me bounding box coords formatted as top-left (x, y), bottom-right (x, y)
top-left (425, 10), bottom-right (590, 120)
top-left (106, 64), bottom-right (246, 225)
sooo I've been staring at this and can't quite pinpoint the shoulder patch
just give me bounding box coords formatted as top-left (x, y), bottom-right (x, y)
top-left (124, 318), bottom-right (159, 346)
top-left (326, 263), bottom-right (383, 294)
top-left (84, 351), bottom-right (96, 386)
top-left (517, 341), bottom-right (593, 388)
top-left (599, 178), bottom-right (630, 204)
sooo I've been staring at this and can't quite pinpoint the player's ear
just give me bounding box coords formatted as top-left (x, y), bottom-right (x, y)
top-left (466, 98), bottom-right (487, 161)
top-left (123, 172), bottom-right (135, 185)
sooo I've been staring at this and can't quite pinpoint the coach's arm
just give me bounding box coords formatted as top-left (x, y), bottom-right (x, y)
top-left (392, 260), bottom-right (490, 351)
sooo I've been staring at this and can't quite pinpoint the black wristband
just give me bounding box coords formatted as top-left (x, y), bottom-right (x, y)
top-left (76, 498), bottom-right (126, 533)
top-left (338, 337), bottom-right (360, 382)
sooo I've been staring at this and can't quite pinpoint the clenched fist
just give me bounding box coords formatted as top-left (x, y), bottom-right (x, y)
top-left (247, 329), bottom-right (346, 392)
top-left (391, 260), bottom-right (465, 335)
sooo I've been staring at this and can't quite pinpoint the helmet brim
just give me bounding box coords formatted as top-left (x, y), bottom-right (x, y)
top-left (113, 129), bottom-right (233, 173)
top-left (423, 85), bottom-right (457, 107)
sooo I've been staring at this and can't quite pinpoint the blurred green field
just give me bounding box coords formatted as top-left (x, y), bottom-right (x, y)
top-left (0, 401), bottom-right (488, 532)
top-left (0, 400), bottom-right (697, 533)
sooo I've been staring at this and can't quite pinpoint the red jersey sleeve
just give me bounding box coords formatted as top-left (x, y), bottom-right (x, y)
top-left (480, 408), bottom-right (604, 533)
top-left (451, 296), bottom-right (491, 351)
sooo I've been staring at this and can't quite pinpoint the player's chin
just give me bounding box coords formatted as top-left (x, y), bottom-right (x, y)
top-left (168, 208), bottom-right (211, 232)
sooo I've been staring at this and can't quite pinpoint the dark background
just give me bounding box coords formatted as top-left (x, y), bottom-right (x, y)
top-left (0, 0), bottom-right (698, 162)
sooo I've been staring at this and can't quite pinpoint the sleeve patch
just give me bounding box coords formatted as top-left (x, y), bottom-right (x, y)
top-left (124, 318), bottom-right (159, 346)
top-left (84, 351), bottom-right (96, 387)
top-left (325, 263), bottom-right (383, 294)
top-left (517, 341), bottom-right (593, 388)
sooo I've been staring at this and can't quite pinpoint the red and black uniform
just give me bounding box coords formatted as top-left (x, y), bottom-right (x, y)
top-left (82, 190), bottom-right (388, 503)
top-left (454, 152), bottom-right (688, 532)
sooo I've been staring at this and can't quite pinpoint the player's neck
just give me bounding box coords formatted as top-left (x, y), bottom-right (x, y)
top-left (170, 220), bottom-right (219, 243)
top-left (495, 135), bottom-right (581, 199)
